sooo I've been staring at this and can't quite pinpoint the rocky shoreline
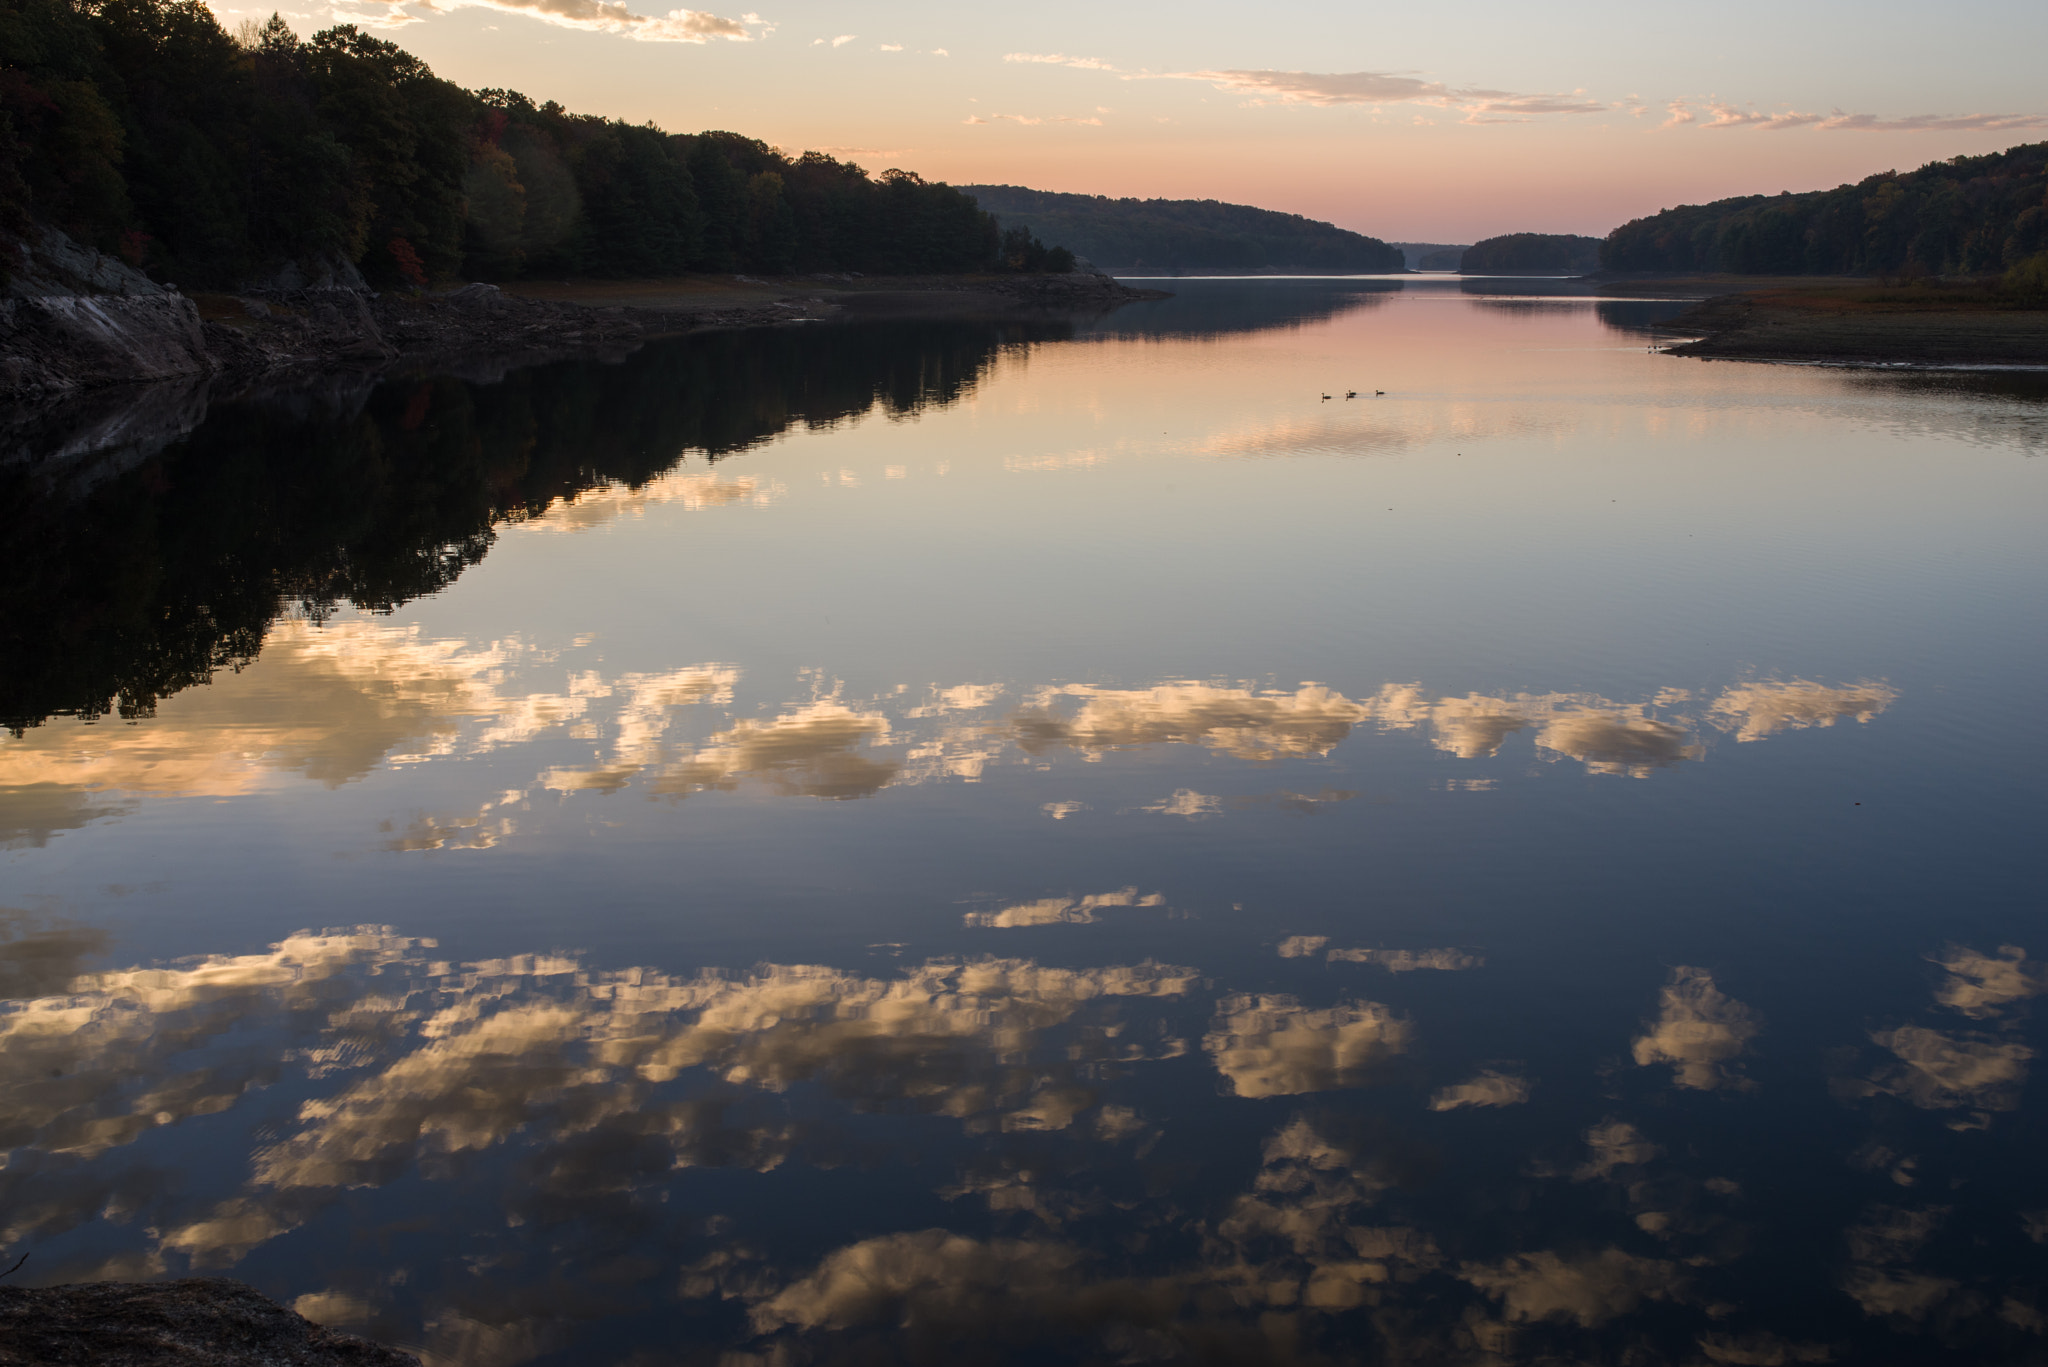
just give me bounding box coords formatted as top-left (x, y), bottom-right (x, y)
top-left (1, 225), bottom-right (1163, 401)
top-left (1661, 291), bottom-right (2048, 367)
top-left (0, 1278), bottom-right (418, 1365)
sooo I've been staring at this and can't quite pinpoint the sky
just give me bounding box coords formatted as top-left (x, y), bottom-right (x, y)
top-left (204, 0), bottom-right (2048, 242)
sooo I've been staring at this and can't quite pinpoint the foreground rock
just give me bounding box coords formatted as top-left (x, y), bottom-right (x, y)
top-left (1665, 291), bottom-right (2048, 366)
top-left (0, 1279), bottom-right (416, 1366)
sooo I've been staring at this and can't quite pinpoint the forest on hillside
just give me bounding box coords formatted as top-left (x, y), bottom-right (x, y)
top-left (960, 185), bottom-right (1404, 273)
top-left (0, 0), bottom-right (1068, 289)
top-left (1460, 233), bottom-right (1602, 275)
top-left (1602, 142), bottom-right (2048, 276)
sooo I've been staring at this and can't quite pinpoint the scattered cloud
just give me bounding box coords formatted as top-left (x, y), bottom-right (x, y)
top-left (1122, 68), bottom-right (1604, 125)
top-left (1841, 1267), bottom-right (1959, 1320)
top-left (1928, 944), bottom-right (2045, 1020)
top-left (335, 0), bottom-right (768, 41)
top-left (1665, 99), bottom-right (2047, 132)
top-left (1159, 69), bottom-right (1442, 105)
top-left (1139, 788), bottom-right (1219, 818)
top-left (806, 145), bottom-right (912, 159)
top-left (379, 798), bottom-right (518, 852)
top-left (1707, 679), bottom-right (1894, 742)
top-left (964, 886), bottom-right (1164, 929)
top-left (1004, 52), bottom-right (1120, 71)
top-left (1326, 947), bottom-right (1483, 972)
top-left (1631, 967), bottom-right (1760, 1090)
top-left (1205, 995), bottom-right (1414, 1097)
top-left (754, 1231), bottom-right (1087, 1333)
top-left (1861, 1025), bottom-right (2031, 1117)
top-left (1535, 711), bottom-right (1702, 776)
top-left (1276, 936), bottom-right (1329, 959)
top-left (1001, 55), bottom-right (2043, 136)
top-left (1428, 1069), bottom-right (1530, 1110)
top-left (1010, 682), bottom-right (1368, 762)
top-left (1699, 1332), bottom-right (1833, 1363)
top-left (961, 113), bottom-right (1104, 127)
top-left (1454, 89), bottom-right (1607, 124)
top-left (516, 470), bottom-right (782, 533)
top-left (1461, 1248), bottom-right (1686, 1327)
top-left (1812, 112), bottom-right (2048, 131)
top-left (1001, 52), bottom-right (1603, 125)
top-left (878, 42), bottom-right (900, 51)
top-left (638, 703), bottom-right (897, 801)
top-left (1230, 786), bottom-right (1358, 815)
top-left (830, 32), bottom-right (854, 45)
top-left (1575, 1120), bottom-right (1660, 1181)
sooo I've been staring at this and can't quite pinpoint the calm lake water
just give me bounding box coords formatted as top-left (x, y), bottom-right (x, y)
top-left (3, 277), bottom-right (2045, 1365)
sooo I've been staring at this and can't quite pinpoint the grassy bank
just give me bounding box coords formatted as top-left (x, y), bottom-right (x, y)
top-left (1662, 280), bottom-right (2048, 366)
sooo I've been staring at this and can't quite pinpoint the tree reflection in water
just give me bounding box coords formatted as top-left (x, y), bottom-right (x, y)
top-left (0, 316), bottom-right (1070, 736)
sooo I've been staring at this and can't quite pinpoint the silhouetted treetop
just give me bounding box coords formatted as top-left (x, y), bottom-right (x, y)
top-left (959, 185), bottom-right (1403, 273)
top-left (1459, 233), bottom-right (1602, 275)
top-left (0, 0), bottom-right (1070, 287)
top-left (1602, 143), bottom-right (2048, 276)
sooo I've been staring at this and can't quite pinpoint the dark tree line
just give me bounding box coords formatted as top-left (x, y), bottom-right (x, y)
top-left (960, 185), bottom-right (1404, 273)
top-left (1459, 233), bottom-right (1602, 275)
top-left (1602, 142), bottom-right (2048, 276)
top-left (0, 0), bottom-right (1067, 288)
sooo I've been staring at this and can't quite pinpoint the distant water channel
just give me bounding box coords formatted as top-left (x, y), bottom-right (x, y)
top-left (4, 276), bottom-right (2046, 1365)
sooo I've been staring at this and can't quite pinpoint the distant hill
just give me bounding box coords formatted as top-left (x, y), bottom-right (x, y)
top-left (1461, 234), bottom-right (1603, 275)
top-left (1389, 242), bottom-right (1469, 271)
top-left (961, 186), bottom-right (1405, 273)
top-left (1603, 141), bottom-right (2048, 275)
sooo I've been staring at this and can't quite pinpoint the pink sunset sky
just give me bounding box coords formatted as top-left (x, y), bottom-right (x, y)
top-left (203, 0), bottom-right (2048, 241)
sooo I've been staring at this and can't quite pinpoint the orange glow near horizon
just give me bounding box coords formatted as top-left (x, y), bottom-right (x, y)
top-left (200, 0), bottom-right (2046, 242)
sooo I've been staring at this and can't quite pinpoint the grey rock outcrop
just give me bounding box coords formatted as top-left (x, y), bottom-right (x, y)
top-left (237, 252), bottom-right (371, 296)
top-left (0, 293), bottom-right (213, 397)
top-left (0, 1278), bottom-right (419, 1366)
top-left (2, 225), bottom-right (211, 397)
top-left (201, 290), bottom-right (397, 372)
top-left (6, 224), bottom-right (167, 299)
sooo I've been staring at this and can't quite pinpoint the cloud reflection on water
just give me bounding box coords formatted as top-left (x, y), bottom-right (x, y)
top-left (0, 631), bottom-right (1900, 851)
top-left (0, 926), bottom-right (2039, 1364)
top-left (1631, 967), bottom-right (1761, 1091)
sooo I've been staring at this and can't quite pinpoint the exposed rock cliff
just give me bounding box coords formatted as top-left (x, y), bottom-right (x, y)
top-left (2, 228), bottom-right (213, 395)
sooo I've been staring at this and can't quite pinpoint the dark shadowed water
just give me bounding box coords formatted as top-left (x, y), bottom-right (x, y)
top-left (3, 276), bottom-right (2045, 1366)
